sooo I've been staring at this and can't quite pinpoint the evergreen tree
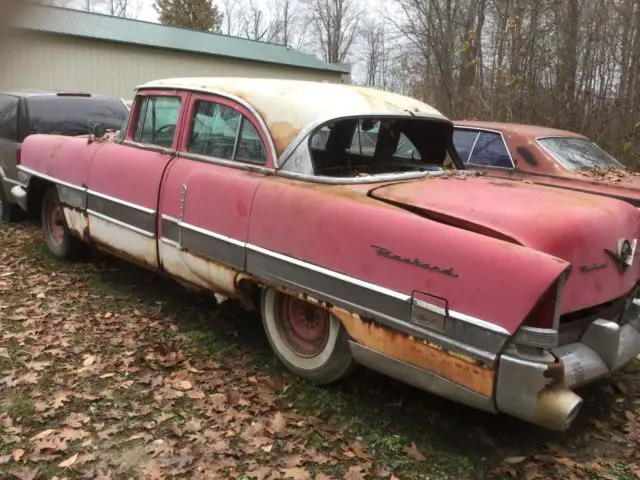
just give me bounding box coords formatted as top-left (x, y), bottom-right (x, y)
top-left (154, 0), bottom-right (223, 32)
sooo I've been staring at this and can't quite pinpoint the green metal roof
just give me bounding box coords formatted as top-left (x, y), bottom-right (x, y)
top-left (12, 4), bottom-right (349, 75)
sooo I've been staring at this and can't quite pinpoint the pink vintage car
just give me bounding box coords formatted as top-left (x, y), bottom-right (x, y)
top-left (10, 78), bottom-right (640, 431)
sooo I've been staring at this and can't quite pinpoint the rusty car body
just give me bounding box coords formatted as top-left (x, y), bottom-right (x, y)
top-left (10, 78), bottom-right (640, 431)
top-left (452, 120), bottom-right (640, 207)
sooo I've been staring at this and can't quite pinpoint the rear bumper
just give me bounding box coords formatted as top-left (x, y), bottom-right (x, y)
top-left (496, 307), bottom-right (640, 430)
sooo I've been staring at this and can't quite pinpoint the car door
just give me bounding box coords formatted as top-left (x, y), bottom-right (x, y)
top-left (158, 92), bottom-right (274, 295)
top-left (85, 89), bottom-right (189, 269)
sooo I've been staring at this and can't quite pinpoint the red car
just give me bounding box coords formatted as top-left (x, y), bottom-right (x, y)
top-left (10, 78), bottom-right (640, 431)
top-left (453, 120), bottom-right (640, 206)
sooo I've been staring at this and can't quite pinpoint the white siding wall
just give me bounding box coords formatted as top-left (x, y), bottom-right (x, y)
top-left (0, 33), bottom-right (344, 99)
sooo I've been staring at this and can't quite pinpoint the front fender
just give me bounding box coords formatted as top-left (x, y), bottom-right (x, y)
top-left (19, 134), bottom-right (104, 192)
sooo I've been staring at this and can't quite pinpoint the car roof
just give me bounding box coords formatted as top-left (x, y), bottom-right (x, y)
top-left (0, 89), bottom-right (115, 99)
top-left (137, 77), bottom-right (449, 156)
top-left (454, 120), bottom-right (588, 140)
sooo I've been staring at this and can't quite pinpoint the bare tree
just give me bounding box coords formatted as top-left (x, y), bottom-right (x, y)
top-left (307, 0), bottom-right (361, 64)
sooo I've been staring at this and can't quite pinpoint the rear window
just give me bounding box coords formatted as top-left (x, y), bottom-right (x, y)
top-left (0, 94), bottom-right (19, 141)
top-left (26, 96), bottom-right (129, 137)
top-left (537, 137), bottom-right (625, 170)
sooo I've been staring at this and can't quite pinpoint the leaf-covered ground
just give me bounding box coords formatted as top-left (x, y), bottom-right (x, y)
top-left (2, 220), bottom-right (640, 480)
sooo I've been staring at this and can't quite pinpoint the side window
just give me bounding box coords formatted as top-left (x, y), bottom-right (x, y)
top-left (0, 94), bottom-right (19, 142)
top-left (188, 99), bottom-right (267, 164)
top-left (468, 132), bottom-right (512, 168)
top-left (452, 129), bottom-right (479, 163)
top-left (133, 96), bottom-right (181, 148)
top-left (236, 119), bottom-right (267, 163)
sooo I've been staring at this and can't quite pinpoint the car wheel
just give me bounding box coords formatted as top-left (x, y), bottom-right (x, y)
top-left (261, 288), bottom-right (357, 384)
top-left (41, 186), bottom-right (84, 259)
top-left (0, 187), bottom-right (15, 223)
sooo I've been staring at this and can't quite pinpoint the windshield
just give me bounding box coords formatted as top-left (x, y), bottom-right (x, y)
top-left (537, 137), bottom-right (625, 171)
top-left (26, 96), bottom-right (129, 137)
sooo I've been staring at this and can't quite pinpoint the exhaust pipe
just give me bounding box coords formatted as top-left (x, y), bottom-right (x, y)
top-left (535, 388), bottom-right (583, 431)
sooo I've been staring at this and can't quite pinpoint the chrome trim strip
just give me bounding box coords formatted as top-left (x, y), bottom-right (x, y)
top-left (17, 165), bottom-right (86, 192)
top-left (87, 209), bottom-right (155, 238)
top-left (183, 222), bottom-right (246, 248)
top-left (161, 215), bottom-right (510, 340)
top-left (276, 169), bottom-right (446, 185)
top-left (448, 310), bottom-right (510, 336)
top-left (177, 151), bottom-right (275, 174)
top-left (87, 190), bottom-right (155, 214)
top-left (162, 215), bottom-right (246, 248)
top-left (160, 237), bottom-right (182, 249)
top-left (246, 243), bottom-right (412, 302)
top-left (135, 84), bottom-right (279, 167)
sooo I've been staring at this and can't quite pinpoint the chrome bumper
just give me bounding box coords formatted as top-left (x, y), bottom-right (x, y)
top-left (10, 185), bottom-right (28, 212)
top-left (496, 314), bottom-right (640, 431)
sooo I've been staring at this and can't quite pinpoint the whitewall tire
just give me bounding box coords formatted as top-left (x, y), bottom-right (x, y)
top-left (261, 288), bottom-right (357, 384)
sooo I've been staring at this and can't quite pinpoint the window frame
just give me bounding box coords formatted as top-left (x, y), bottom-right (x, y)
top-left (122, 89), bottom-right (189, 153)
top-left (178, 92), bottom-right (273, 170)
top-left (455, 126), bottom-right (515, 170)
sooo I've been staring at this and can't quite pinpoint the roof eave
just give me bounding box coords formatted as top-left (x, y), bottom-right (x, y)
top-left (11, 25), bottom-right (350, 75)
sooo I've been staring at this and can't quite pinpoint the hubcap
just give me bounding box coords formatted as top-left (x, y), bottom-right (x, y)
top-left (276, 295), bottom-right (330, 358)
top-left (47, 203), bottom-right (65, 245)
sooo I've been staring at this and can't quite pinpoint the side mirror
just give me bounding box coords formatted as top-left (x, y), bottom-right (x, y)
top-left (88, 123), bottom-right (107, 144)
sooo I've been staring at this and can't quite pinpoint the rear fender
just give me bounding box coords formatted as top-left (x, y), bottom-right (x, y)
top-left (246, 178), bottom-right (569, 365)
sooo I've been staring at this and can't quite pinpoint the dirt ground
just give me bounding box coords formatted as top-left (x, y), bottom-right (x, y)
top-left (2, 220), bottom-right (640, 480)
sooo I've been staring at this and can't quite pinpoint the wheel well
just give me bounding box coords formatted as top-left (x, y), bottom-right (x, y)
top-left (26, 177), bottom-right (51, 218)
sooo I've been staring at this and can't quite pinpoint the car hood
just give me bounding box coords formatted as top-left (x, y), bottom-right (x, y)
top-left (369, 175), bottom-right (640, 314)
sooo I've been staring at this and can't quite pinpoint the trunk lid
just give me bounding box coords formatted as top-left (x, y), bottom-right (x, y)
top-left (369, 175), bottom-right (640, 314)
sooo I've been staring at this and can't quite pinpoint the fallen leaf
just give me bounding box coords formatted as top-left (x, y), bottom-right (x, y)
top-left (175, 380), bottom-right (193, 391)
top-left (344, 465), bottom-right (367, 480)
top-left (0, 347), bottom-right (9, 358)
top-left (83, 355), bottom-right (96, 366)
top-left (64, 412), bottom-right (90, 428)
top-left (12, 448), bottom-right (25, 461)
top-left (246, 466), bottom-right (273, 480)
top-left (9, 467), bottom-right (40, 480)
top-left (503, 456), bottom-right (527, 465)
top-left (403, 442), bottom-right (426, 461)
top-left (58, 452), bottom-right (79, 468)
top-left (281, 467), bottom-right (310, 480)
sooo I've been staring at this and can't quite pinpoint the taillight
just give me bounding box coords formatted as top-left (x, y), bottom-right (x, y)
top-left (15, 149), bottom-right (21, 165)
top-left (511, 269), bottom-right (570, 350)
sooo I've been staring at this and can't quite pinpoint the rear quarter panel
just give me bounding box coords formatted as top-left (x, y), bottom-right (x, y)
top-left (247, 177), bottom-right (569, 334)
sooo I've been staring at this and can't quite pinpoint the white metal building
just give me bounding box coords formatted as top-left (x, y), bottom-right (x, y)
top-left (0, 4), bottom-right (350, 99)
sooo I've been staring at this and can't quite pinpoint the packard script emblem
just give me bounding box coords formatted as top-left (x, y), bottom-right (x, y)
top-left (371, 245), bottom-right (459, 278)
top-left (604, 238), bottom-right (637, 273)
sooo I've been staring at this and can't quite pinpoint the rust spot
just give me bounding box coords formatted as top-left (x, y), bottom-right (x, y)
top-left (269, 121), bottom-right (299, 157)
top-left (333, 308), bottom-right (494, 397)
top-left (271, 286), bottom-right (494, 397)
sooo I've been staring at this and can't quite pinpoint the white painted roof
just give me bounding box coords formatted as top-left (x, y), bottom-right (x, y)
top-left (137, 77), bottom-right (449, 155)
